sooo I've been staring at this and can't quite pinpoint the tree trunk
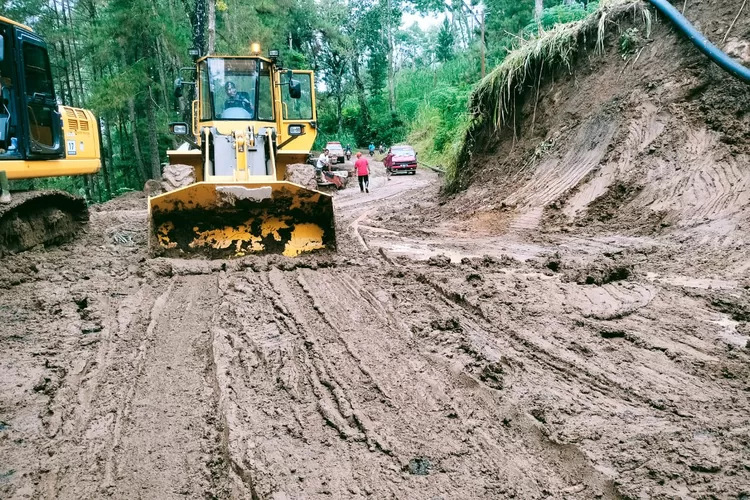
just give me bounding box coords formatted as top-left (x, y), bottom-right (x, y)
top-left (535, 0), bottom-right (544, 20)
top-left (386, 0), bottom-right (396, 112)
top-left (208, 0), bottom-right (216, 54)
top-left (336, 89), bottom-right (343, 133)
top-left (146, 85), bottom-right (162, 180)
top-left (59, 0), bottom-right (81, 106)
top-left (99, 118), bottom-right (113, 198)
top-left (83, 174), bottom-right (93, 201)
top-left (155, 38), bottom-right (171, 109)
top-left (352, 54), bottom-right (370, 126)
top-left (193, 0), bottom-right (207, 56)
top-left (481, 10), bottom-right (486, 78)
top-left (65, 0), bottom-right (87, 105)
top-left (128, 99), bottom-right (148, 183)
top-left (117, 112), bottom-right (126, 160)
top-left (52, 0), bottom-right (74, 105)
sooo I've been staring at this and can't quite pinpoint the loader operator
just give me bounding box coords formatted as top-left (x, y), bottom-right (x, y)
top-left (223, 81), bottom-right (254, 115)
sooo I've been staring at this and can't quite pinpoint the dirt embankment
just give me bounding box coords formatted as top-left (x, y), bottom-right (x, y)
top-left (452, 0), bottom-right (750, 277)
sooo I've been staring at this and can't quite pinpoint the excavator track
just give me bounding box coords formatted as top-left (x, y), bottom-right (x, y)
top-left (0, 190), bottom-right (89, 257)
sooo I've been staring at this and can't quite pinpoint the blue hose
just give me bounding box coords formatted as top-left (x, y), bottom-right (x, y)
top-left (648, 0), bottom-right (750, 83)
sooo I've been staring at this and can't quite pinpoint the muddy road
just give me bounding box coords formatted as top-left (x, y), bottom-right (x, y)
top-left (1, 161), bottom-right (749, 499)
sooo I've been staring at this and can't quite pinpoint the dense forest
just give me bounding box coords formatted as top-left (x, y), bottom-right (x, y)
top-left (4, 0), bottom-right (597, 201)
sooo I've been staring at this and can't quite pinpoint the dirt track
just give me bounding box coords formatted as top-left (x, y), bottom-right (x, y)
top-left (1, 157), bottom-right (748, 499)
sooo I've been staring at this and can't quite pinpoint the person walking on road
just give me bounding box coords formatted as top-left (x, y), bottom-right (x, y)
top-left (354, 152), bottom-right (370, 193)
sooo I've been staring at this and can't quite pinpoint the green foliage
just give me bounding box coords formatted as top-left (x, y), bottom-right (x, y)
top-left (524, 2), bottom-right (600, 32)
top-left (436, 19), bottom-right (454, 62)
top-left (619, 27), bottom-right (643, 57)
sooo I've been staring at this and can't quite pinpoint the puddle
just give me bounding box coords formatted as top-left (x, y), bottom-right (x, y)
top-left (368, 235), bottom-right (545, 263)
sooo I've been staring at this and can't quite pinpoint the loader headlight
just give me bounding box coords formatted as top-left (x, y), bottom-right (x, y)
top-left (169, 122), bottom-right (189, 135)
top-left (288, 124), bottom-right (304, 136)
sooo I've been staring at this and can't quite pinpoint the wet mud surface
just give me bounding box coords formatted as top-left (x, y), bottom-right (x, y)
top-left (1, 158), bottom-right (749, 499)
top-left (3, 4), bottom-right (750, 494)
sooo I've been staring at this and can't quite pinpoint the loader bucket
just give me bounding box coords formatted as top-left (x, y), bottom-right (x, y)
top-left (148, 181), bottom-right (336, 258)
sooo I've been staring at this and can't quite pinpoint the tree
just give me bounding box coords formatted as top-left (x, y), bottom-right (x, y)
top-left (436, 18), bottom-right (454, 62)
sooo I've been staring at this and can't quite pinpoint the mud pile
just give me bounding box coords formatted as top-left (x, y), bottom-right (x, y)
top-left (454, 0), bottom-right (750, 270)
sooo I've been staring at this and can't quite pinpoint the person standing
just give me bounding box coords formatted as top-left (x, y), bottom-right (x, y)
top-left (383, 147), bottom-right (394, 181)
top-left (354, 152), bottom-right (370, 193)
top-left (316, 148), bottom-right (330, 182)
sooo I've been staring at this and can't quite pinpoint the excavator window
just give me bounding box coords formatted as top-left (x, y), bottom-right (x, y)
top-left (21, 42), bottom-right (56, 150)
top-left (22, 43), bottom-right (53, 96)
top-left (0, 29), bottom-right (13, 153)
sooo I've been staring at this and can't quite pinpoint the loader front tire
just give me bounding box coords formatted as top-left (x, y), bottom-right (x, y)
top-left (161, 164), bottom-right (196, 193)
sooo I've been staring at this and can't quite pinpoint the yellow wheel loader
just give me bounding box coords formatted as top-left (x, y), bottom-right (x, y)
top-left (151, 46), bottom-right (335, 258)
top-left (0, 16), bottom-right (101, 257)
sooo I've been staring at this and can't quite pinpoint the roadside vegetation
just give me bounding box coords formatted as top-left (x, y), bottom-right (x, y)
top-left (6, 0), bottom-right (614, 201)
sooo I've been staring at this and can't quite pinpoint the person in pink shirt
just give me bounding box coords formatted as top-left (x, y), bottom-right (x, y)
top-left (354, 152), bottom-right (370, 193)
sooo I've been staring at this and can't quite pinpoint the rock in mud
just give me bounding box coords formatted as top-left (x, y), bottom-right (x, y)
top-left (406, 457), bottom-right (432, 475)
top-left (479, 362), bottom-right (505, 390)
top-left (285, 163), bottom-right (318, 191)
top-left (430, 317), bottom-right (462, 332)
top-left (427, 254), bottom-right (452, 267)
top-left (563, 258), bottom-right (633, 286)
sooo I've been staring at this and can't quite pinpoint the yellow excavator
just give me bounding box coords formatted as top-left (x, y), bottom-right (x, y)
top-left (150, 44), bottom-right (335, 258)
top-left (0, 16), bottom-right (101, 257)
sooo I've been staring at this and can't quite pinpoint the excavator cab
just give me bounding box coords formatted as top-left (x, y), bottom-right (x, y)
top-left (0, 16), bottom-right (100, 256)
top-left (149, 51), bottom-right (335, 258)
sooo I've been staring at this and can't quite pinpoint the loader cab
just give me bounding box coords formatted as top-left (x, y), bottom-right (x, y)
top-left (168, 52), bottom-right (318, 183)
top-left (193, 55), bottom-right (316, 144)
top-left (198, 57), bottom-right (274, 122)
top-left (0, 17), bottom-right (64, 161)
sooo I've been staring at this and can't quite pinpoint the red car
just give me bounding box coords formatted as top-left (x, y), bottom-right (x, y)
top-left (390, 145), bottom-right (418, 174)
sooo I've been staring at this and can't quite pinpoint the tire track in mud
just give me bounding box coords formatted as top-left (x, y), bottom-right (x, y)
top-left (210, 265), bottom-right (621, 498)
top-left (36, 275), bottom-right (230, 500)
top-left (411, 267), bottom-right (735, 415)
top-left (507, 116), bottom-right (619, 231)
top-left (407, 262), bottom-right (750, 495)
top-left (100, 275), bottom-right (226, 499)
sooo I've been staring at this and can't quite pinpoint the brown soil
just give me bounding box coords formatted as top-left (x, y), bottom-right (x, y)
top-left (2, 3), bottom-right (750, 499)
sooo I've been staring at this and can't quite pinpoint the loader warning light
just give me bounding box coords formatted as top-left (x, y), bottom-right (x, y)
top-left (250, 42), bottom-right (261, 55)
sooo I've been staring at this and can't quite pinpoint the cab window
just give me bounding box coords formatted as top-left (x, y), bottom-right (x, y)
top-left (257, 71), bottom-right (273, 121)
top-left (199, 61), bottom-right (212, 121)
top-left (22, 43), bottom-right (54, 96)
top-left (281, 73), bottom-right (313, 120)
